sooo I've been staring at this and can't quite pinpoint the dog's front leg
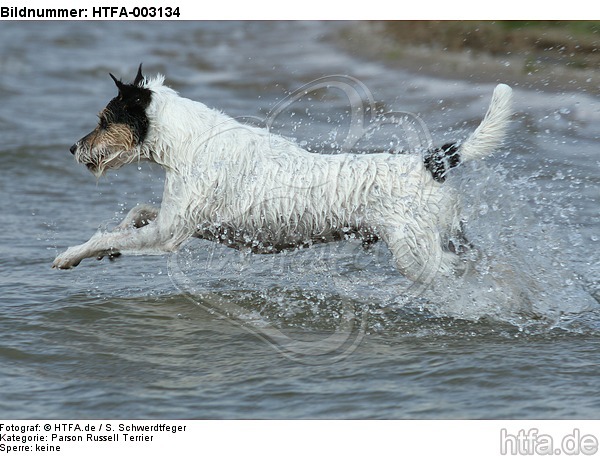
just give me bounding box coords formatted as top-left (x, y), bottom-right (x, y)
top-left (91, 204), bottom-right (161, 262)
top-left (52, 233), bottom-right (121, 269)
top-left (101, 204), bottom-right (160, 261)
top-left (115, 204), bottom-right (160, 230)
top-left (52, 217), bottom-right (188, 269)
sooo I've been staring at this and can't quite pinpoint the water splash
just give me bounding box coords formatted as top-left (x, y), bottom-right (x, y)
top-left (415, 160), bottom-right (600, 329)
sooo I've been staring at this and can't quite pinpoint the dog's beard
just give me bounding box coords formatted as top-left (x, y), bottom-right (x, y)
top-left (77, 147), bottom-right (138, 177)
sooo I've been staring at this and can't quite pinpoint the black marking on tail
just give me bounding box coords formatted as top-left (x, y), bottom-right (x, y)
top-left (424, 142), bottom-right (461, 183)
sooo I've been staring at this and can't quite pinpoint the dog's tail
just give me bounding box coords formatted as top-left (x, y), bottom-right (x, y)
top-left (424, 83), bottom-right (513, 182)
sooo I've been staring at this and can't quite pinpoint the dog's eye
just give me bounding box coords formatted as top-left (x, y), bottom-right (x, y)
top-left (98, 116), bottom-right (108, 130)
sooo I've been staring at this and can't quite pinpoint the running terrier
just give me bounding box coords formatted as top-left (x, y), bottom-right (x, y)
top-left (53, 65), bottom-right (512, 284)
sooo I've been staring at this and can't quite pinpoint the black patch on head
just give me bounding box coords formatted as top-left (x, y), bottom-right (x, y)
top-left (104, 65), bottom-right (152, 145)
top-left (423, 142), bottom-right (461, 183)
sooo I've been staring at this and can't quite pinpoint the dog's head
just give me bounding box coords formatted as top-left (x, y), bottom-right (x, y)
top-left (69, 64), bottom-right (152, 177)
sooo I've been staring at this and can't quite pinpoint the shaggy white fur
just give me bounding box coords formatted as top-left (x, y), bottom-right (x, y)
top-left (53, 74), bottom-right (512, 284)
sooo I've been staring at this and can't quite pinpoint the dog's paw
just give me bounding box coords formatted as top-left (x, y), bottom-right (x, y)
top-left (52, 256), bottom-right (80, 269)
top-left (96, 251), bottom-right (122, 262)
top-left (52, 247), bottom-right (84, 269)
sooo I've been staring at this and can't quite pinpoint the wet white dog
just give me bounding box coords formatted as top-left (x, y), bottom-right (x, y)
top-left (53, 65), bottom-right (512, 283)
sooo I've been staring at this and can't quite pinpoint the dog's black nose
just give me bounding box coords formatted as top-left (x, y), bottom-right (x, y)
top-left (70, 143), bottom-right (77, 155)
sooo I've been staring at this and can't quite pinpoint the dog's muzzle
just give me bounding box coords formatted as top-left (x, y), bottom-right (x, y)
top-left (70, 143), bottom-right (78, 155)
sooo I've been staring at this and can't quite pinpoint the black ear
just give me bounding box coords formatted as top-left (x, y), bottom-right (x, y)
top-left (109, 73), bottom-right (125, 92)
top-left (108, 66), bottom-right (152, 110)
top-left (133, 63), bottom-right (145, 87)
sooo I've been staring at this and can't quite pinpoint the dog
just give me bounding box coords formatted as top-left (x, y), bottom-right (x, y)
top-left (53, 65), bottom-right (512, 284)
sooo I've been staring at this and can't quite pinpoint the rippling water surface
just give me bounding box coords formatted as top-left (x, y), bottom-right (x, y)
top-left (1, 21), bottom-right (599, 419)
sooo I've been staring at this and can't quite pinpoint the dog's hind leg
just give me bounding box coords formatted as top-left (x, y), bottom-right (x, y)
top-left (380, 225), bottom-right (457, 284)
top-left (447, 221), bottom-right (473, 255)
